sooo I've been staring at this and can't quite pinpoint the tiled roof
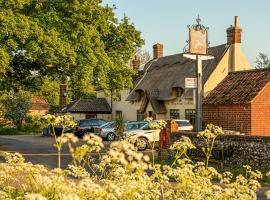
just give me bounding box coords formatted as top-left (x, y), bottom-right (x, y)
top-left (30, 96), bottom-right (50, 110)
top-left (61, 98), bottom-right (111, 114)
top-left (203, 68), bottom-right (270, 105)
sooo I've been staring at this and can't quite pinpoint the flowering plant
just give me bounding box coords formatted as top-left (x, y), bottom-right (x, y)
top-left (198, 124), bottom-right (223, 167)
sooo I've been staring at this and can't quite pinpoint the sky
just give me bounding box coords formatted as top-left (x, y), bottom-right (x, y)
top-left (102, 0), bottom-right (270, 66)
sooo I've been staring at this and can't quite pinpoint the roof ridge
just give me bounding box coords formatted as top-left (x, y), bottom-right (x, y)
top-left (68, 98), bottom-right (81, 110)
top-left (229, 68), bottom-right (270, 74)
top-left (160, 43), bottom-right (227, 59)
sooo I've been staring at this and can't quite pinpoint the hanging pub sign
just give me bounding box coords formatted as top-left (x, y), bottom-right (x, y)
top-left (188, 16), bottom-right (208, 55)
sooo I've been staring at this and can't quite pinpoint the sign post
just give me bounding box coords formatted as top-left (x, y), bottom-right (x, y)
top-left (183, 16), bottom-right (214, 132)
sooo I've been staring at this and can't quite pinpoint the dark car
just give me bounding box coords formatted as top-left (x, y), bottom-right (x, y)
top-left (74, 119), bottom-right (107, 138)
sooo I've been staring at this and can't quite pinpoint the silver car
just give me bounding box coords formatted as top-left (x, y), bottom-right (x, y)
top-left (94, 121), bottom-right (148, 141)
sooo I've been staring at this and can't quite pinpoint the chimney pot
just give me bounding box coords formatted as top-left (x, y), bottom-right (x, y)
top-left (153, 43), bottom-right (163, 59)
top-left (132, 55), bottom-right (141, 70)
top-left (234, 16), bottom-right (239, 28)
top-left (226, 16), bottom-right (242, 45)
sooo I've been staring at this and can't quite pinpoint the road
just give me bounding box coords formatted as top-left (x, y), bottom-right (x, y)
top-left (0, 135), bottom-right (112, 168)
top-left (0, 135), bottom-right (268, 199)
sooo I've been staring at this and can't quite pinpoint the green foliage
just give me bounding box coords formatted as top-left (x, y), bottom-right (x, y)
top-left (255, 52), bottom-right (270, 69)
top-left (37, 78), bottom-right (60, 107)
top-left (0, 90), bottom-right (32, 128)
top-left (0, 0), bottom-right (144, 99)
top-left (115, 116), bottom-right (124, 138)
top-left (23, 115), bottom-right (47, 132)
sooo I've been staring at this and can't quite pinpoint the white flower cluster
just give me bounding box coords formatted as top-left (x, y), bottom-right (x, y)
top-left (198, 124), bottom-right (223, 140)
top-left (83, 134), bottom-right (104, 152)
top-left (0, 134), bottom-right (266, 200)
top-left (43, 114), bottom-right (77, 128)
top-left (56, 133), bottom-right (79, 145)
top-left (104, 141), bottom-right (150, 171)
top-left (145, 117), bottom-right (167, 130)
top-left (170, 136), bottom-right (196, 152)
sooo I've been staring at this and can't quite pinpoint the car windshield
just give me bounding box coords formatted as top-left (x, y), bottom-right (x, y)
top-left (126, 123), bottom-right (140, 131)
top-left (100, 121), bottom-right (115, 128)
top-left (140, 124), bottom-right (151, 130)
top-left (79, 119), bottom-right (106, 127)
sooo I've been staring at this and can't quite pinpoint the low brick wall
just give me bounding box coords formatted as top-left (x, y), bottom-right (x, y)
top-left (169, 132), bottom-right (270, 170)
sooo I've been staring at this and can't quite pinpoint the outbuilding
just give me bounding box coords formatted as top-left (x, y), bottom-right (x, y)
top-left (203, 68), bottom-right (270, 135)
top-left (60, 98), bottom-right (112, 121)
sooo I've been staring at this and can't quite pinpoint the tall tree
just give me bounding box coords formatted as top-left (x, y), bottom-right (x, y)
top-left (255, 53), bottom-right (270, 69)
top-left (0, 0), bottom-right (144, 99)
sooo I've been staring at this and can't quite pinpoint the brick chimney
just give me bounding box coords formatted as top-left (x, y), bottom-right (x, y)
top-left (132, 55), bottom-right (141, 70)
top-left (153, 43), bottom-right (163, 59)
top-left (60, 84), bottom-right (67, 108)
top-left (226, 16), bottom-right (242, 45)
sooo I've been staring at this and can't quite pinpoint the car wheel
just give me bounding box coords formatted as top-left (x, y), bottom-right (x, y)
top-left (106, 132), bottom-right (116, 141)
top-left (136, 137), bottom-right (148, 151)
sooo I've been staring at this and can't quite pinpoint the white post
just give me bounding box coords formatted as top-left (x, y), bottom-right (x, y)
top-left (183, 54), bottom-right (214, 132)
top-left (196, 56), bottom-right (203, 132)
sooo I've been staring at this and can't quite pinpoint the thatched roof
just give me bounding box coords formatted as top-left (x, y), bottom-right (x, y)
top-left (127, 44), bottom-right (229, 113)
top-left (203, 68), bottom-right (270, 105)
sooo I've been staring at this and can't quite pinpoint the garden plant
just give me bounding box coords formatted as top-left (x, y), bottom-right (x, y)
top-left (0, 115), bottom-right (267, 199)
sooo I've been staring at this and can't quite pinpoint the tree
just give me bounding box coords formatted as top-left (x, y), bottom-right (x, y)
top-left (0, 90), bottom-right (32, 128)
top-left (135, 48), bottom-right (151, 66)
top-left (0, 1), bottom-right (144, 99)
top-left (37, 78), bottom-right (60, 108)
top-left (255, 53), bottom-right (270, 69)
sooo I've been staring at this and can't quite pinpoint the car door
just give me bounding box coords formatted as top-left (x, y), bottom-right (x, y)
top-left (141, 125), bottom-right (160, 142)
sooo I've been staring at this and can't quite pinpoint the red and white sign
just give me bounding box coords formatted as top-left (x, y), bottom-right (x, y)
top-left (185, 78), bottom-right (197, 88)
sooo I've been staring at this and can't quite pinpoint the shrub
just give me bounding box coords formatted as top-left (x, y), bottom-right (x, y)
top-left (0, 90), bottom-right (32, 129)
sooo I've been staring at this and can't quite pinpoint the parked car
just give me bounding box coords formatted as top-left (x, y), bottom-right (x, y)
top-left (94, 121), bottom-right (148, 141)
top-left (74, 119), bottom-right (107, 138)
top-left (123, 123), bottom-right (160, 151)
top-left (174, 119), bottom-right (193, 131)
top-left (42, 125), bottom-right (74, 137)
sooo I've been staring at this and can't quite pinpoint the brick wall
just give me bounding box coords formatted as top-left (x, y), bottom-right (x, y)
top-left (251, 83), bottom-right (270, 135)
top-left (202, 104), bottom-right (251, 134)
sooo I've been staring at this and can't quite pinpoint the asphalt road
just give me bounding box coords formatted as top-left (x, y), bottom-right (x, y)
top-left (0, 135), bottom-right (268, 199)
top-left (0, 135), bottom-right (112, 168)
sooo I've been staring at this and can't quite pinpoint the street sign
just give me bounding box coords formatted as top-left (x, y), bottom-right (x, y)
top-left (185, 78), bottom-right (197, 88)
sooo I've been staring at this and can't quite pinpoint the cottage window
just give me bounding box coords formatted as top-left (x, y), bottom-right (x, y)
top-left (185, 109), bottom-right (196, 126)
top-left (137, 110), bottom-right (145, 121)
top-left (115, 110), bottom-right (122, 119)
top-left (170, 109), bottom-right (180, 119)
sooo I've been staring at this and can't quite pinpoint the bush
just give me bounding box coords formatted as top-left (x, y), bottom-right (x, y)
top-left (0, 90), bottom-right (32, 129)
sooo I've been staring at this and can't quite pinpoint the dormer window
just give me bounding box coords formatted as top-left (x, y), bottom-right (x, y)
top-left (177, 88), bottom-right (183, 97)
top-left (172, 87), bottom-right (183, 98)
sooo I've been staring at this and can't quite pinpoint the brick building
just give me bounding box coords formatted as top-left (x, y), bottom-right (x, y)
top-left (203, 69), bottom-right (270, 135)
top-left (29, 96), bottom-right (50, 116)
